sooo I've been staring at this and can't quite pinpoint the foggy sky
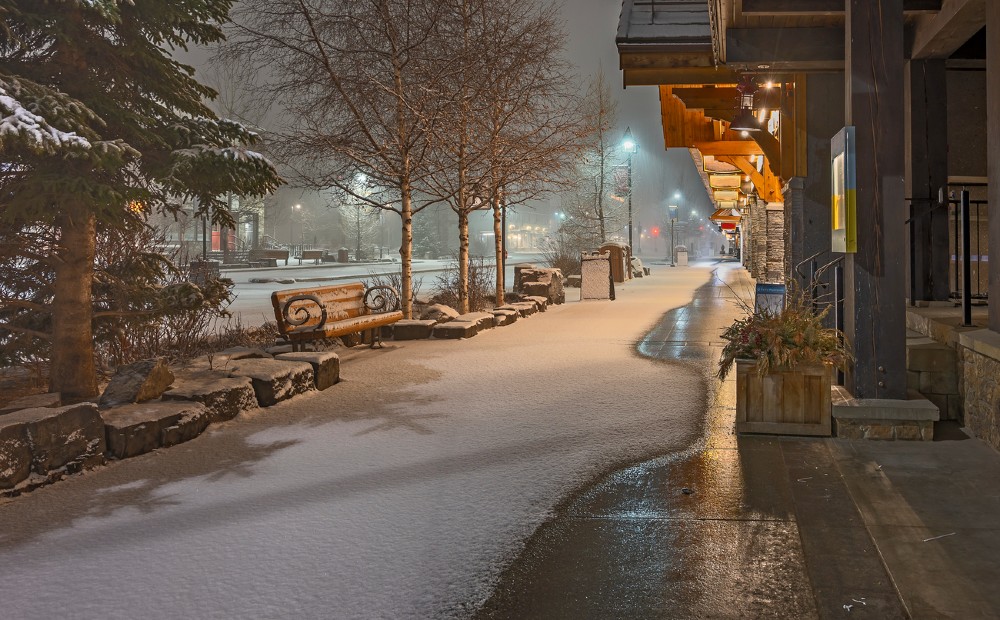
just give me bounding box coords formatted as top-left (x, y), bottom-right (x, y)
top-left (560, 0), bottom-right (713, 224)
top-left (178, 1), bottom-right (715, 228)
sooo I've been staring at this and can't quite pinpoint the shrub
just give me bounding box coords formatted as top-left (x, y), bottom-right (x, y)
top-left (717, 290), bottom-right (851, 381)
top-left (432, 254), bottom-right (495, 312)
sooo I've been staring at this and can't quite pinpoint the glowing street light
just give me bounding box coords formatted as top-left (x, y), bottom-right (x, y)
top-left (622, 127), bottom-right (639, 250)
top-left (290, 203), bottom-right (302, 251)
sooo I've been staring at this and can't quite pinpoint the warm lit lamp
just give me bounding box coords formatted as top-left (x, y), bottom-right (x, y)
top-left (731, 75), bottom-right (762, 132)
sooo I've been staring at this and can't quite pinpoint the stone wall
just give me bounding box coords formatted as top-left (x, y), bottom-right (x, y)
top-left (906, 341), bottom-right (960, 420)
top-left (765, 202), bottom-right (786, 282)
top-left (750, 201), bottom-right (768, 281)
top-left (958, 330), bottom-right (1000, 451)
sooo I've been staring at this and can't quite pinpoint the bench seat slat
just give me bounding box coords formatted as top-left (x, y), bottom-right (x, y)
top-left (288, 311), bottom-right (403, 340)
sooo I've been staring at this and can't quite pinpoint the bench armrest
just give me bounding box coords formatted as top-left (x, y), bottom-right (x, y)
top-left (278, 294), bottom-right (327, 334)
top-left (364, 285), bottom-right (401, 314)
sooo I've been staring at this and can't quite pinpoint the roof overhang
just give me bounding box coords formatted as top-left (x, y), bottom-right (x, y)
top-left (617, 0), bottom-right (975, 88)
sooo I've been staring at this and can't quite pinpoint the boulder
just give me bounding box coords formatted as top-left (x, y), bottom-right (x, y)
top-left (275, 351), bottom-right (340, 390)
top-left (99, 358), bottom-right (175, 409)
top-left (0, 403), bottom-right (105, 487)
top-left (455, 312), bottom-right (496, 331)
top-left (491, 309), bottom-right (519, 327)
top-left (0, 417), bottom-right (32, 489)
top-left (522, 281), bottom-right (551, 299)
top-left (515, 267), bottom-right (565, 304)
top-left (391, 319), bottom-right (437, 341)
top-left (23, 403), bottom-right (106, 474)
top-left (433, 321), bottom-right (479, 339)
top-left (162, 373), bottom-right (258, 422)
top-left (524, 296), bottom-right (549, 312)
top-left (0, 392), bottom-right (61, 415)
top-left (161, 405), bottom-right (212, 449)
top-left (102, 401), bottom-right (209, 459)
top-left (420, 304), bottom-right (460, 323)
top-left (512, 263), bottom-right (537, 291)
top-left (500, 302), bottom-right (537, 318)
top-left (219, 346), bottom-right (273, 359)
top-left (190, 347), bottom-right (275, 372)
top-left (226, 358), bottom-right (315, 406)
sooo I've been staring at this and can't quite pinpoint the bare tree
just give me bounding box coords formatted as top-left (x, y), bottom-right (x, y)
top-left (336, 177), bottom-right (381, 260)
top-left (476, 0), bottom-right (584, 306)
top-left (226, 0), bottom-right (453, 318)
top-left (558, 69), bottom-right (627, 249)
top-left (424, 0), bottom-right (583, 311)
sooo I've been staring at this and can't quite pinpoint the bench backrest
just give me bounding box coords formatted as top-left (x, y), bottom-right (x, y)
top-left (301, 249), bottom-right (324, 258)
top-left (205, 250), bottom-right (250, 262)
top-left (271, 283), bottom-right (368, 335)
top-left (250, 249), bottom-right (289, 260)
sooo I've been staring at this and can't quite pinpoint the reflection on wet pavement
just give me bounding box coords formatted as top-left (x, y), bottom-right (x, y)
top-left (477, 265), bottom-right (820, 619)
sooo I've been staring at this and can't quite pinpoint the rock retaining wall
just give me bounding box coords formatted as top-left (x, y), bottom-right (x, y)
top-left (958, 330), bottom-right (1000, 451)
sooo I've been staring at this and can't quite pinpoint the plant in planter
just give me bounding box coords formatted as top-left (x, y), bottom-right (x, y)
top-left (718, 292), bottom-right (851, 436)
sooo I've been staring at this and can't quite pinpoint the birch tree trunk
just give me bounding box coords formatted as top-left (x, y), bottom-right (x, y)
top-left (493, 196), bottom-right (504, 306)
top-left (50, 207), bottom-right (99, 400)
top-left (400, 188), bottom-right (414, 319)
top-left (457, 195), bottom-right (470, 315)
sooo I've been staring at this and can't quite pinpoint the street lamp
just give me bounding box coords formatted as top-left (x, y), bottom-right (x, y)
top-left (291, 204), bottom-right (301, 254)
top-left (622, 127), bottom-right (639, 251)
top-left (668, 204), bottom-right (678, 267)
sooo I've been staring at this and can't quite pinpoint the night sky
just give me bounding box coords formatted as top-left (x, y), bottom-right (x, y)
top-left (178, 1), bottom-right (715, 229)
top-left (561, 0), bottom-right (713, 224)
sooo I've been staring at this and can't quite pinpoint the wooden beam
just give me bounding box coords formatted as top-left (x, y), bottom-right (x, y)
top-left (749, 131), bottom-right (783, 178)
top-left (693, 140), bottom-right (764, 156)
top-left (910, 0), bottom-right (985, 59)
top-left (671, 86), bottom-right (780, 111)
top-left (717, 156), bottom-right (783, 203)
top-left (741, 0), bottom-right (940, 14)
top-left (624, 66), bottom-right (739, 87)
top-left (726, 28), bottom-right (844, 70)
top-left (619, 51), bottom-right (716, 71)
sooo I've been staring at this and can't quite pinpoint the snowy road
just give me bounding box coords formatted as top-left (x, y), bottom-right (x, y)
top-left (223, 253), bottom-right (545, 325)
top-left (0, 264), bottom-right (721, 619)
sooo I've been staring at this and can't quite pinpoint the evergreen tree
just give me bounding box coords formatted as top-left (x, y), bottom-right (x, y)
top-left (0, 0), bottom-right (281, 399)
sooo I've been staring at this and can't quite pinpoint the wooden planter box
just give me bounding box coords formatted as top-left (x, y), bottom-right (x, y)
top-left (735, 360), bottom-right (832, 436)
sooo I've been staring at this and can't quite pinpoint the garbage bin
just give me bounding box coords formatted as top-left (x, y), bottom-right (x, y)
top-left (581, 252), bottom-right (615, 300)
top-left (337, 248), bottom-right (349, 263)
top-left (599, 242), bottom-right (632, 282)
top-left (674, 244), bottom-right (689, 267)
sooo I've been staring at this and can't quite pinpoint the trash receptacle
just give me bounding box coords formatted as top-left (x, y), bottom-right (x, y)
top-left (599, 242), bottom-right (632, 282)
top-left (581, 252), bottom-right (615, 300)
top-left (337, 248), bottom-right (349, 263)
top-left (674, 244), bottom-right (688, 267)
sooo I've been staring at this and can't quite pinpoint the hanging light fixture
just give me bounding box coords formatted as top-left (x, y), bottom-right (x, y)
top-left (730, 75), bottom-right (762, 132)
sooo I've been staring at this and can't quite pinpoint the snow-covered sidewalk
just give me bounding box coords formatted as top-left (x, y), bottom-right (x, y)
top-left (0, 265), bottom-right (720, 619)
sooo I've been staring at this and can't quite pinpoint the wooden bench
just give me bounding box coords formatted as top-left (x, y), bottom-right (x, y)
top-left (295, 249), bottom-right (324, 265)
top-left (271, 282), bottom-right (403, 350)
top-left (249, 248), bottom-right (290, 267)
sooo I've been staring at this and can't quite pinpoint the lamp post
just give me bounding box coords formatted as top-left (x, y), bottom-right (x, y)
top-left (668, 203), bottom-right (678, 267)
top-left (291, 203), bottom-right (301, 255)
top-left (622, 127), bottom-right (638, 251)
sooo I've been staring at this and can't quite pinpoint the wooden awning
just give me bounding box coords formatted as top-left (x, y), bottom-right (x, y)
top-left (710, 207), bottom-right (742, 225)
top-left (616, 0), bottom-right (974, 212)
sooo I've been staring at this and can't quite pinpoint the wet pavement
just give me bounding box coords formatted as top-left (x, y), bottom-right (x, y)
top-left (477, 264), bottom-right (906, 619)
